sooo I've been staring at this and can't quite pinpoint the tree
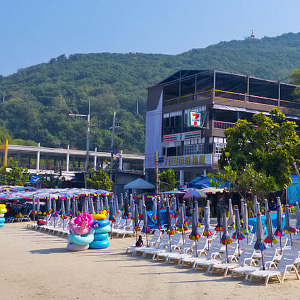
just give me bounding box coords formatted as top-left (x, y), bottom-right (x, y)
top-left (87, 169), bottom-right (113, 190)
top-left (216, 108), bottom-right (300, 197)
top-left (158, 168), bottom-right (178, 192)
top-left (0, 159), bottom-right (30, 186)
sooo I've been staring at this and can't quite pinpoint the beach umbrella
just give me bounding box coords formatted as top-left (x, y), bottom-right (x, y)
top-left (240, 198), bottom-right (245, 223)
top-left (203, 201), bottom-right (213, 250)
top-left (232, 208), bottom-right (245, 255)
top-left (52, 198), bottom-right (57, 227)
top-left (104, 196), bottom-right (109, 210)
top-left (130, 194), bottom-right (134, 216)
top-left (152, 197), bottom-right (157, 220)
top-left (178, 204), bottom-right (188, 243)
top-left (264, 199), bottom-right (269, 215)
top-left (138, 197), bottom-right (143, 218)
top-left (295, 201), bottom-right (300, 230)
top-left (183, 189), bottom-right (207, 199)
top-left (95, 195), bottom-right (100, 214)
top-left (142, 205), bottom-right (150, 246)
top-left (264, 208), bottom-right (277, 246)
top-left (252, 196), bottom-right (258, 217)
top-left (241, 202), bottom-right (250, 242)
top-left (109, 200), bottom-right (116, 239)
top-left (228, 198), bottom-right (235, 229)
top-left (71, 197), bottom-right (76, 217)
top-left (254, 210), bottom-right (266, 269)
top-left (189, 201), bottom-right (201, 256)
top-left (100, 196), bottom-right (104, 211)
top-left (60, 199), bottom-right (66, 230)
top-left (83, 197), bottom-right (88, 212)
top-left (283, 204), bottom-right (296, 245)
top-left (166, 205), bottom-right (175, 252)
top-left (114, 195), bottom-right (120, 215)
top-left (90, 196), bottom-right (95, 215)
top-left (215, 203), bottom-right (223, 238)
top-left (156, 201), bottom-right (162, 230)
top-left (123, 196), bottom-right (130, 227)
top-left (220, 210), bottom-right (233, 263)
top-left (274, 197), bottom-right (284, 252)
top-left (133, 203), bottom-right (141, 242)
top-left (65, 197), bottom-right (71, 215)
top-left (36, 197), bottom-right (40, 214)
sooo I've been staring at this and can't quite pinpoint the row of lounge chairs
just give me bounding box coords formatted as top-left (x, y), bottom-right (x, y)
top-left (27, 216), bottom-right (69, 237)
top-left (126, 231), bottom-right (300, 286)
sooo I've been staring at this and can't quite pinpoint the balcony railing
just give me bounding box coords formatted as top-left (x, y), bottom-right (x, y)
top-left (213, 121), bottom-right (235, 130)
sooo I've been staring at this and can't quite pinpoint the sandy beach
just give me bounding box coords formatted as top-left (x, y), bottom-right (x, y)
top-left (0, 223), bottom-right (299, 300)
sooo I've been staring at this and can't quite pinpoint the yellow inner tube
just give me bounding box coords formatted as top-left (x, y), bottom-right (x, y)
top-left (0, 204), bottom-right (6, 209)
top-left (92, 214), bottom-right (106, 220)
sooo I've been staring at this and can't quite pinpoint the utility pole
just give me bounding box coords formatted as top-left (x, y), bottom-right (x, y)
top-left (69, 99), bottom-right (91, 188)
top-left (155, 150), bottom-right (159, 194)
top-left (110, 111), bottom-right (117, 180)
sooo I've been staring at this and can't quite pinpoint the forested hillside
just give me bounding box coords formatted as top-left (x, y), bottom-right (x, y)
top-left (1, 32), bottom-right (300, 153)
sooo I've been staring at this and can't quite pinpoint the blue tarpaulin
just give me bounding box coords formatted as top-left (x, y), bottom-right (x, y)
top-left (287, 183), bottom-right (300, 206)
top-left (187, 176), bottom-right (230, 189)
top-left (248, 213), bottom-right (285, 234)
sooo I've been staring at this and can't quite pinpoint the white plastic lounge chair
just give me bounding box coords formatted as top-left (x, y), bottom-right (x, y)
top-left (179, 242), bottom-right (222, 268)
top-left (133, 232), bottom-right (169, 256)
top-left (230, 248), bottom-right (276, 280)
top-left (156, 238), bottom-right (195, 262)
top-left (210, 244), bottom-right (256, 276)
top-left (151, 233), bottom-right (183, 260)
top-left (249, 250), bottom-right (300, 286)
top-left (126, 230), bottom-right (161, 254)
top-left (194, 244), bottom-right (239, 273)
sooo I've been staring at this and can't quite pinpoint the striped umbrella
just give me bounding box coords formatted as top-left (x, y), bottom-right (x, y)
top-left (254, 210), bottom-right (266, 269)
top-left (228, 198), bottom-right (234, 229)
top-left (274, 197), bottom-right (284, 252)
top-left (283, 204), bottom-right (296, 245)
top-left (220, 210), bottom-right (233, 263)
top-left (232, 208), bottom-right (244, 255)
top-left (264, 208), bottom-right (277, 246)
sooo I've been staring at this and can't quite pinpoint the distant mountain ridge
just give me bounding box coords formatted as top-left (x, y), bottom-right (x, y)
top-left (1, 32), bottom-right (300, 153)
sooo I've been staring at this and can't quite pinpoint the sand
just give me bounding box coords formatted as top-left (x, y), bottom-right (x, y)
top-left (0, 223), bottom-right (299, 300)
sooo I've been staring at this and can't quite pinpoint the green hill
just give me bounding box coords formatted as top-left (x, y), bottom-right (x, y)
top-left (1, 32), bottom-right (300, 153)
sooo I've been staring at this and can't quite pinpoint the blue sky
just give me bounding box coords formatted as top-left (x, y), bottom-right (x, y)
top-left (1, 0), bottom-right (300, 76)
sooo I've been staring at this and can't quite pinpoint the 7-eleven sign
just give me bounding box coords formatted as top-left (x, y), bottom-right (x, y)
top-left (188, 111), bottom-right (202, 127)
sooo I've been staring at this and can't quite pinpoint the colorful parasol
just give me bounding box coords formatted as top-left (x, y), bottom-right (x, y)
top-left (283, 204), bottom-right (296, 245)
top-left (264, 208), bottom-right (277, 246)
top-left (228, 198), bottom-right (235, 229)
top-left (232, 208), bottom-right (244, 255)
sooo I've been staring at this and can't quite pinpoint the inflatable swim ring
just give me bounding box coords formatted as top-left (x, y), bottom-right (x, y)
top-left (67, 243), bottom-right (89, 251)
top-left (89, 239), bottom-right (110, 249)
top-left (68, 231), bottom-right (94, 245)
top-left (69, 218), bottom-right (91, 235)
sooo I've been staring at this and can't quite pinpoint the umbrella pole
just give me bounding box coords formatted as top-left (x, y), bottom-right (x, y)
top-left (261, 251), bottom-right (265, 270)
top-left (146, 233), bottom-right (149, 247)
top-left (54, 216), bottom-right (56, 228)
top-left (290, 233), bottom-right (293, 246)
top-left (207, 237), bottom-right (209, 251)
top-left (280, 236), bottom-right (282, 254)
top-left (238, 239), bottom-right (240, 256)
top-left (181, 231), bottom-right (184, 244)
top-left (63, 219), bottom-right (65, 230)
top-left (169, 235), bottom-right (171, 252)
top-left (195, 241), bottom-right (198, 257)
top-left (247, 235), bottom-right (248, 244)
top-left (135, 230), bottom-right (138, 243)
top-left (226, 244), bottom-right (229, 263)
top-left (110, 221), bottom-right (113, 240)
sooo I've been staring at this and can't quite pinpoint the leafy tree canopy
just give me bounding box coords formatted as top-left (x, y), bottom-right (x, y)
top-left (159, 168), bottom-right (178, 192)
top-left (215, 109), bottom-right (300, 197)
top-left (87, 169), bottom-right (113, 191)
top-left (0, 159), bottom-right (30, 186)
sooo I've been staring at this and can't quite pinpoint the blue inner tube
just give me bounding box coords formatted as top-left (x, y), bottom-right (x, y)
top-left (0, 217), bottom-right (5, 223)
top-left (68, 232), bottom-right (94, 245)
top-left (89, 239), bottom-right (110, 249)
top-left (95, 220), bottom-right (110, 227)
top-left (94, 233), bottom-right (109, 241)
top-left (95, 225), bottom-right (111, 234)
top-left (0, 223), bottom-right (4, 227)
